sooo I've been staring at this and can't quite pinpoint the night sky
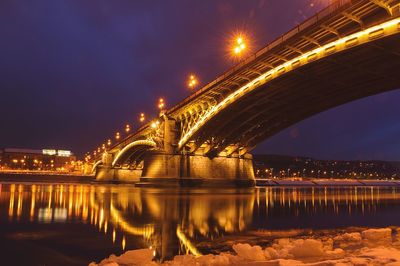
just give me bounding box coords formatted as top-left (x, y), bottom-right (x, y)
top-left (0, 0), bottom-right (399, 160)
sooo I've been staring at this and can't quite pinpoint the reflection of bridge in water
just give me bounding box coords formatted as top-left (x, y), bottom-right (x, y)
top-left (89, 0), bottom-right (400, 187)
top-left (2, 183), bottom-right (400, 260)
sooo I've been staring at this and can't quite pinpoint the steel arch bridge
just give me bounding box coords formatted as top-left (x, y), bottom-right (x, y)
top-left (91, 0), bottom-right (400, 187)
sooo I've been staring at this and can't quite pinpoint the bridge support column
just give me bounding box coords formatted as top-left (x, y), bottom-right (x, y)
top-left (95, 166), bottom-right (142, 183)
top-left (139, 152), bottom-right (255, 187)
top-left (162, 115), bottom-right (177, 154)
top-left (95, 152), bottom-right (142, 183)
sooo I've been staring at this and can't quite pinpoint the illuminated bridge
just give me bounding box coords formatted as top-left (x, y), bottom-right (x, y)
top-left (91, 0), bottom-right (400, 187)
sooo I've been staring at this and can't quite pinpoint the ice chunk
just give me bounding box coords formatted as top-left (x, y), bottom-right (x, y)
top-left (232, 243), bottom-right (266, 261)
top-left (195, 254), bottom-right (231, 266)
top-left (361, 247), bottom-right (400, 265)
top-left (166, 255), bottom-right (196, 266)
top-left (362, 228), bottom-right (392, 242)
top-left (118, 249), bottom-right (154, 264)
top-left (90, 249), bottom-right (156, 266)
top-left (289, 239), bottom-right (325, 258)
top-left (334, 232), bottom-right (362, 243)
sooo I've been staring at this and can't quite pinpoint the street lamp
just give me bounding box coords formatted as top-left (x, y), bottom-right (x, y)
top-left (188, 74), bottom-right (198, 89)
top-left (115, 132), bottom-right (120, 140)
top-left (151, 120), bottom-right (160, 129)
top-left (139, 113), bottom-right (145, 123)
top-left (158, 98), bottom-right (165, 110)
top-left (125, 124), bottom-right (131, 133)
top-left (232, 34), bottom-right (247, 56)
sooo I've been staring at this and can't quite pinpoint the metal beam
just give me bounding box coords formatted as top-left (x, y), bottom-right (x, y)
top-left (258, 61), bottom-right (275, 69)
top-left (285, 45), bottom-right (303, 55)
top-left (237, 75), bottom-right (252, 81)
top-left (320, 24), bottom-right (341, 37)
top-left (270, 53), bottom-right (289, 62)
top-left (248, 68), bottom-right (262, 75)
top-left (224, 80), bottom-right (241, 86)
top-left (342, 12), bottom-right (364, 28)
top-left (301, 36), bottom-right (321, 47)
top-left (369, 0), bottom-right (393, 15)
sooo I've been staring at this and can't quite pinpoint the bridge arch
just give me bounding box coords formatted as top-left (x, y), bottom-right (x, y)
top-left (91, 160), bottom-right (103, 173)
top-left (177, 17), bottom-right (400, 154)
top-left (112, 140), bottom-right (157, 167)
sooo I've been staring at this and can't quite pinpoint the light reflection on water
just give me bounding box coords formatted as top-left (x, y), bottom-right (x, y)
top-left (1, 183), bottom-right (400, 263)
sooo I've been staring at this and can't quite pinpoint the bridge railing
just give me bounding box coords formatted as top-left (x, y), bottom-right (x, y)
top-left (167, 0), bottom-right (352, 115)
top-left (257, 0), bottom-right (351, 57)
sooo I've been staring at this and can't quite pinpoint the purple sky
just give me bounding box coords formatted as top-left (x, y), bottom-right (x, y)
top-left (0, 0), bottom-right (399, 160)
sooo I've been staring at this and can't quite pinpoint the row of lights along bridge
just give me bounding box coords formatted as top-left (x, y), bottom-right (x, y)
top-left (85, 35), bottom-right (249, 162)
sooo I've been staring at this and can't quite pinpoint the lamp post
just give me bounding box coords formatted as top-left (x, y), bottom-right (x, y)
top-left (188, 74), bottom-right (198, 89)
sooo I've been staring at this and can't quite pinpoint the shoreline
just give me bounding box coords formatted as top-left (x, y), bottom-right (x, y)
top-left (255, 178), bottom-right (400, 187)
top-left (0, 171), bottom-right (94, 183)
top-left (0, 172), bottom-right (398, 188)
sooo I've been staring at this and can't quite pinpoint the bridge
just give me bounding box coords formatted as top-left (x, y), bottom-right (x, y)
top-left (90, 0), bottom-right (400, 187)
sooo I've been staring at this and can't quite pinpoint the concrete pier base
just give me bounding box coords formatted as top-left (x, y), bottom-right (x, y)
top-left (95, 166), bottom-right (142, 183)
top-left (95, 152), bottom-right (255, 187)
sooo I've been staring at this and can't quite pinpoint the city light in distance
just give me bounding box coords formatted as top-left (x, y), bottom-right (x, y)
top-left (188, 74), bottom-right (198, 89)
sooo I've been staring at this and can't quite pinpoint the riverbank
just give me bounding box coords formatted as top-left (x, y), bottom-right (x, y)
top-left (256, 178), bottom-right (400, 187)
top-left (0, 172), bottom-right (398, 187)
top-left (0, 171), bottom-right (94, 183)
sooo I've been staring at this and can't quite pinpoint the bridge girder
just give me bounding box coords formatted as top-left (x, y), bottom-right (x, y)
top-left (184, 31), bottom-right (400, 155)
top-left (172, 3), bottom-right (400, 152)
top-left (342, 12), bottom-right (365, 28)
top-left (369, 0), bottom-right (394, 15)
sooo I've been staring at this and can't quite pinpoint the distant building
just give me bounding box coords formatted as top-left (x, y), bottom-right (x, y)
top-left (0, 148), bottom-right (77, 171)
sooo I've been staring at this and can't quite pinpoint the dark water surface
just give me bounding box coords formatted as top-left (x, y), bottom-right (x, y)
top-left (1, 182), bottom-right (400, 265)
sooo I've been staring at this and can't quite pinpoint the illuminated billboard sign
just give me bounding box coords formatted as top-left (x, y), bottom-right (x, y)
top-left (42, 149), bottom-right (56, 155)
top-left (42, 149), bottom-right (72, 157)
top-left (57, 150), bottom-right (72, 157)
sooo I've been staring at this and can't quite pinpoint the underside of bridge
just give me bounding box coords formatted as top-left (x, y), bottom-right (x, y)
top-left (93, 0), bottom-right (400, 187)
top-left (191, 33), bottom-right (400, 157)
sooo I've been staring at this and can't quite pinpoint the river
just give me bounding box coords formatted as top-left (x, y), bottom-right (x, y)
top-left (1, 182), bottom-right (400, 265)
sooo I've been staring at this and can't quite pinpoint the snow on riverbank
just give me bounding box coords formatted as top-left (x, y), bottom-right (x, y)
top-left (90, 227), bottom-right (400, 266)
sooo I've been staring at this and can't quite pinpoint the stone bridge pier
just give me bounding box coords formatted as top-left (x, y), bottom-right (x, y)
top-left (94, 116), bottom-right (255, 187)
